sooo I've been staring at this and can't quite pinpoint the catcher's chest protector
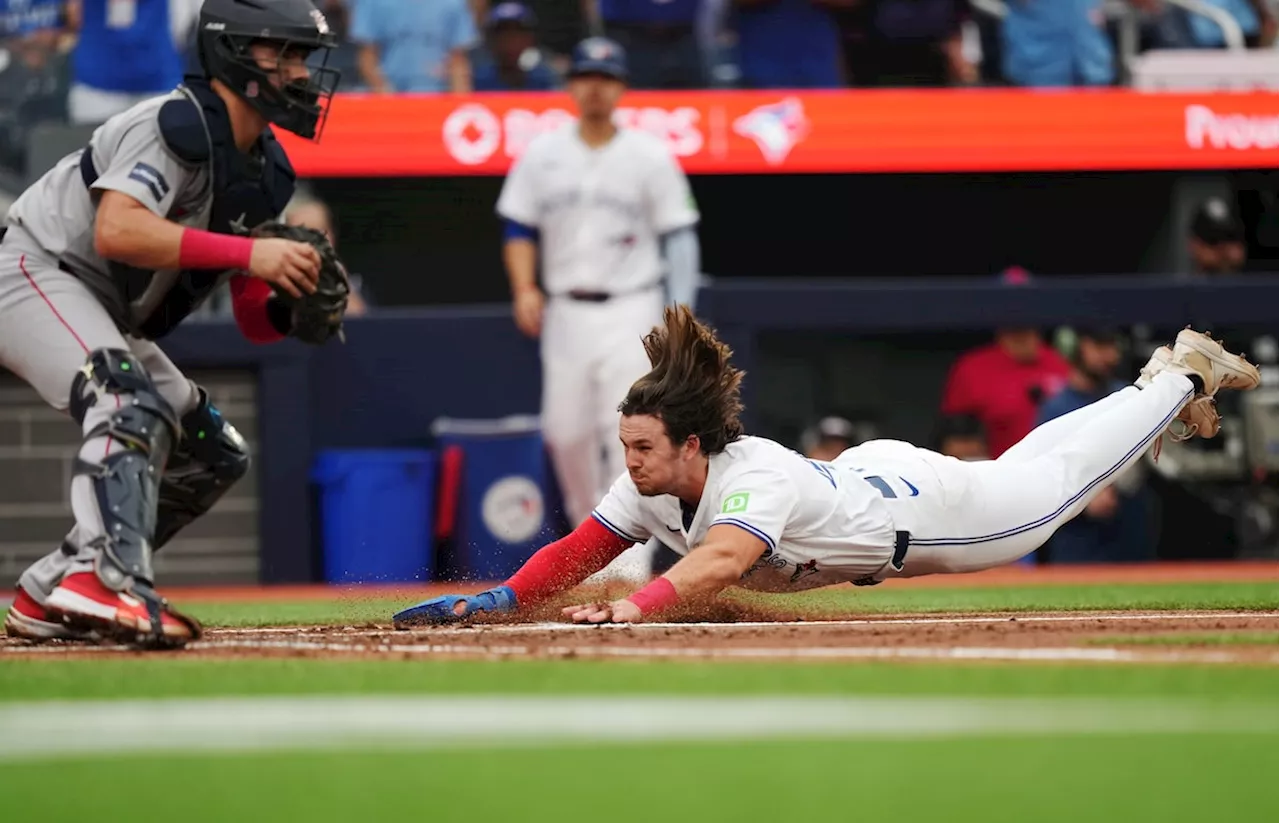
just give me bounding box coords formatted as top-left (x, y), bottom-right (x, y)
top-left (131, 77), bottom-right (297, 339)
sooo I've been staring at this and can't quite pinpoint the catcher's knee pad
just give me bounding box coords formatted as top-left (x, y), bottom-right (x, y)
top-left (155, 386), bottom-right (251, 550)
top-left (68, 349), bottom-right (179, 590)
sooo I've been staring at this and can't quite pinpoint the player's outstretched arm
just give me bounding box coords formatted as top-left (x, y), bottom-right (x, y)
top-left (391, 517), bottom-right (634, 627)
top-left (563, 524), bottom-right (765, 624)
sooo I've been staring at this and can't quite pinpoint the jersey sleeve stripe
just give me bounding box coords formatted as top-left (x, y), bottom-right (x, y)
top-left (711, 517), bottom-right (777, 553)
top-left (590, 511), bottom-right (645, 544)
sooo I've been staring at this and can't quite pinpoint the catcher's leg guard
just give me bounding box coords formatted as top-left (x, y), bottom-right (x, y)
top-left (66, 348), bottom-right (178, 590)
top-left (155, 386), bottom-right (251, 550)
top-left (47, 349), bottom-right (201, 647)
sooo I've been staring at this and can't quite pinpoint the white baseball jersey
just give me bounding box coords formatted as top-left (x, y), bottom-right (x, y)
top-left (495, 123), bottom-right (698, 296)
top-left (591, 436), bottom-right (900, 592)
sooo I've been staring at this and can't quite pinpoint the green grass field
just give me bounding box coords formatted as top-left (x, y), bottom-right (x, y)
top-left (1, 578), bottom-right (1276, 823)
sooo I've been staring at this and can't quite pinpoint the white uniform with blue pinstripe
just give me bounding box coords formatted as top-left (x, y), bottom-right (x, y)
top-left (591, 371), bottom-right (1196, 587)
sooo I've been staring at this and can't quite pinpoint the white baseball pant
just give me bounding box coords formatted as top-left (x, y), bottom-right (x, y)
top-left (842, 372), bottom-right (1194, 578)
top-left (539, 288), bottom-right (664, 581)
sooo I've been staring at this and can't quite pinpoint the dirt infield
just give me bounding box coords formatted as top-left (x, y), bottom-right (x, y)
top-left (2, 563), bottom-right (1275, 664)
top-left (4, 611), bottom-right (1276, 665)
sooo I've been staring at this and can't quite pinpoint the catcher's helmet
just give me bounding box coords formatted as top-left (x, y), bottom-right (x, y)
top-left (567, 36), bottom-right (627, 82)
top-left (197, 0), bottom-right (340, 140)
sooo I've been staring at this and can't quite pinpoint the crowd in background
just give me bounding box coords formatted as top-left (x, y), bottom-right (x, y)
top-left (2, 0), bottom-right (1278, 166)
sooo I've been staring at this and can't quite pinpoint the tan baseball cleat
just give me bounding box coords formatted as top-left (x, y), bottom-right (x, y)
top-left (1165, 329), bottom-right (1261, 395)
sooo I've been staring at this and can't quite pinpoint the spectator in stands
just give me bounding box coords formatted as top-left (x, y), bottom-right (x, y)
top-left (64, 0), bottom-right (200, 125)
top-left (835, 0), bottom-right (977, 87)
top-left (930, 414), bottom-right (989, 461)
top-left (472, 2), bottom-right (560, 91)
top-left (1033, 327), bottom-right (1155, 563)
top-left (939, 268), bottom-right (1071, 458)
top-left (728, 0), bottom-right (846, 88)
top-left (284, 193), bottom-right (369, 316)
top-left (800, 415), bottom-right (877, 461)
top-left (1162, 0), bottom-right (1277, 49)
top-left (1183, 196), bottom-right (1248, 277)
top-left (352, 0), bottom-right (477, 93)
top-left (0, 0), bottom-right (69, 173)
top-left (585, 0), bottom-right (704, 89)
top-left (1000, 0), bottom-right (1119, 87)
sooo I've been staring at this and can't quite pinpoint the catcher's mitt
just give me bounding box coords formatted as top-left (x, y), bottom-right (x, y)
top-left (251, 221), bottom-right (351, 345)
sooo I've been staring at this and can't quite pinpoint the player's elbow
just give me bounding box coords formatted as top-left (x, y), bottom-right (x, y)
top-left (93, 195), bottom-right (138, 261)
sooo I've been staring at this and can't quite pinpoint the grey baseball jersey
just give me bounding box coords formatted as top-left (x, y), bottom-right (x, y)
top-left (5, 89), bottom-right (214, 328)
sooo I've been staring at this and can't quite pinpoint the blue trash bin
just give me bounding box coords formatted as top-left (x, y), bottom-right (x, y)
top-left (311, 449), bottom-right (437, 584)
top-left (433, 416), bottom-right (557, 580)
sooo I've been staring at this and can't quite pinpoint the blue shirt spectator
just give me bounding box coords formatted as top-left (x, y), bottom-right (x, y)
top-left (0, 0), bottom-right (63, 39)
top-left (1001, 0), bottom-right (1116, 87)
top-left (471, 2), bottom-right (560, 91)
top-left (68, 0), bottom-right (197, 125)
top-left (732, 0), bottom-right (844, 89)
top-left (351, 0), bottom-right (478, 93)
top-left (1178, 0), bottom-right (1261, 47)
top-left (594, 0), bottom-right (704, 89)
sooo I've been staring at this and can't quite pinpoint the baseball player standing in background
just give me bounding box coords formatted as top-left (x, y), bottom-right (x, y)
top-left (1, 0), bottom-right (350, 648)
top-left (394, 309), bottom-right (1260, 626)
top-left (496, 36), bottom-right (701, 582)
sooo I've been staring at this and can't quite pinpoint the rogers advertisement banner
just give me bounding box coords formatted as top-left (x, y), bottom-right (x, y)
top-left (276, 89), bottom-right (1279, 177)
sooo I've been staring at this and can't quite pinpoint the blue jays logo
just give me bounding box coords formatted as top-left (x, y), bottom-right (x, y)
top-left (732, 97), bottom-right (810, 166)
top-left (584, 40), bottom-right (614, 60)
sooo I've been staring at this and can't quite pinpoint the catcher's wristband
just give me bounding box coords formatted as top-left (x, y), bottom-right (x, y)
top-left (625, 577), bottom-right (680, 617)
top-left (179, 228), bottom-right (253, 271)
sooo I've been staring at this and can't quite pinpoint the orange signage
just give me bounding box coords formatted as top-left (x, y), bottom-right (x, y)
top-left (277, 89), bottom-right (1279, 177)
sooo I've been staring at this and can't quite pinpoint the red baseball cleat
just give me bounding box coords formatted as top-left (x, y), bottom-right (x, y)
top-left (4, 587), bottom-right (94, 642)
top-left (44, 572), bottom-right (202, 649)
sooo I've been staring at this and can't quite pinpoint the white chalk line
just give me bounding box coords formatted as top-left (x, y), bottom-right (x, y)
top-left (0, 695), bottom-right (1271, 761)
top-left (5, 637), bottom-right (1269, 665)
top-left (204, 611), bottom-right (1279, 637)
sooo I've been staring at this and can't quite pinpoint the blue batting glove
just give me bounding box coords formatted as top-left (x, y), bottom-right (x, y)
top-left (392, 585), bottom-right (518, 627)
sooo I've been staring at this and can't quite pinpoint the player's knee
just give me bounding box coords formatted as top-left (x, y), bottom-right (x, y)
top-left (154, 388), bottom-right (250, 549)
top-left (69, 348), bottom-right (179, 455)
top-left (176, 387), bottom-right (251, 484)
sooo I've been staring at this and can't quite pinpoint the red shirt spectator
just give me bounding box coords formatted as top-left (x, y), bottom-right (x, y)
top-left (940, 328), bottom-right (1070, 458)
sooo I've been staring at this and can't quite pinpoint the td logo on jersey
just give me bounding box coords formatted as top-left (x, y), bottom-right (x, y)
top-left (721, 492), bottom-right (750, 514)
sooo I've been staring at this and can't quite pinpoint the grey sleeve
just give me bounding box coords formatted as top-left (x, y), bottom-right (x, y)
top-left (89, 121), bottom-right (196, 218)
top-left (662, 226), bottom-right (701, 309)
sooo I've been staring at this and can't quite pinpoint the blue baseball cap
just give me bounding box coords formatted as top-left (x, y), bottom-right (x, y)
top-left (486, 2), bottom-right (537, 29)
top-left (568, 36), bottom-right (627, 81)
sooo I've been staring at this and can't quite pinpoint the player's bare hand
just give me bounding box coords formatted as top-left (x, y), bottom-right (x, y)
top-left (249, 238), bottom-right (321, 298)
top-left (513, 288), bottom-right (544, 338)
top-left (562, 599), bottom-right (642, 624)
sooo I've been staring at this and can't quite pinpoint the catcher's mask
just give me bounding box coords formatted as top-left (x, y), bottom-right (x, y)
top-left (197, 0), bottom-right (341, 141)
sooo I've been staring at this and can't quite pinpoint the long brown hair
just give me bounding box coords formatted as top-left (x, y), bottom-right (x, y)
top-left (618, 306), bottom-right (745, 454)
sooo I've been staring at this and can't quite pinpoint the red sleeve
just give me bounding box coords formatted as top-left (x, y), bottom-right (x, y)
top-left (504, 517), bottom-right (633, 606)
top-left (229, 274), bottom-right (286, 344)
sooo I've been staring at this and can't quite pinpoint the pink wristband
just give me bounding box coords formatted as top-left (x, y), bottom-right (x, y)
top-left (626, 577), bottom-right (680, 616)
top-left (179, 228), bottom-right (254, 271)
